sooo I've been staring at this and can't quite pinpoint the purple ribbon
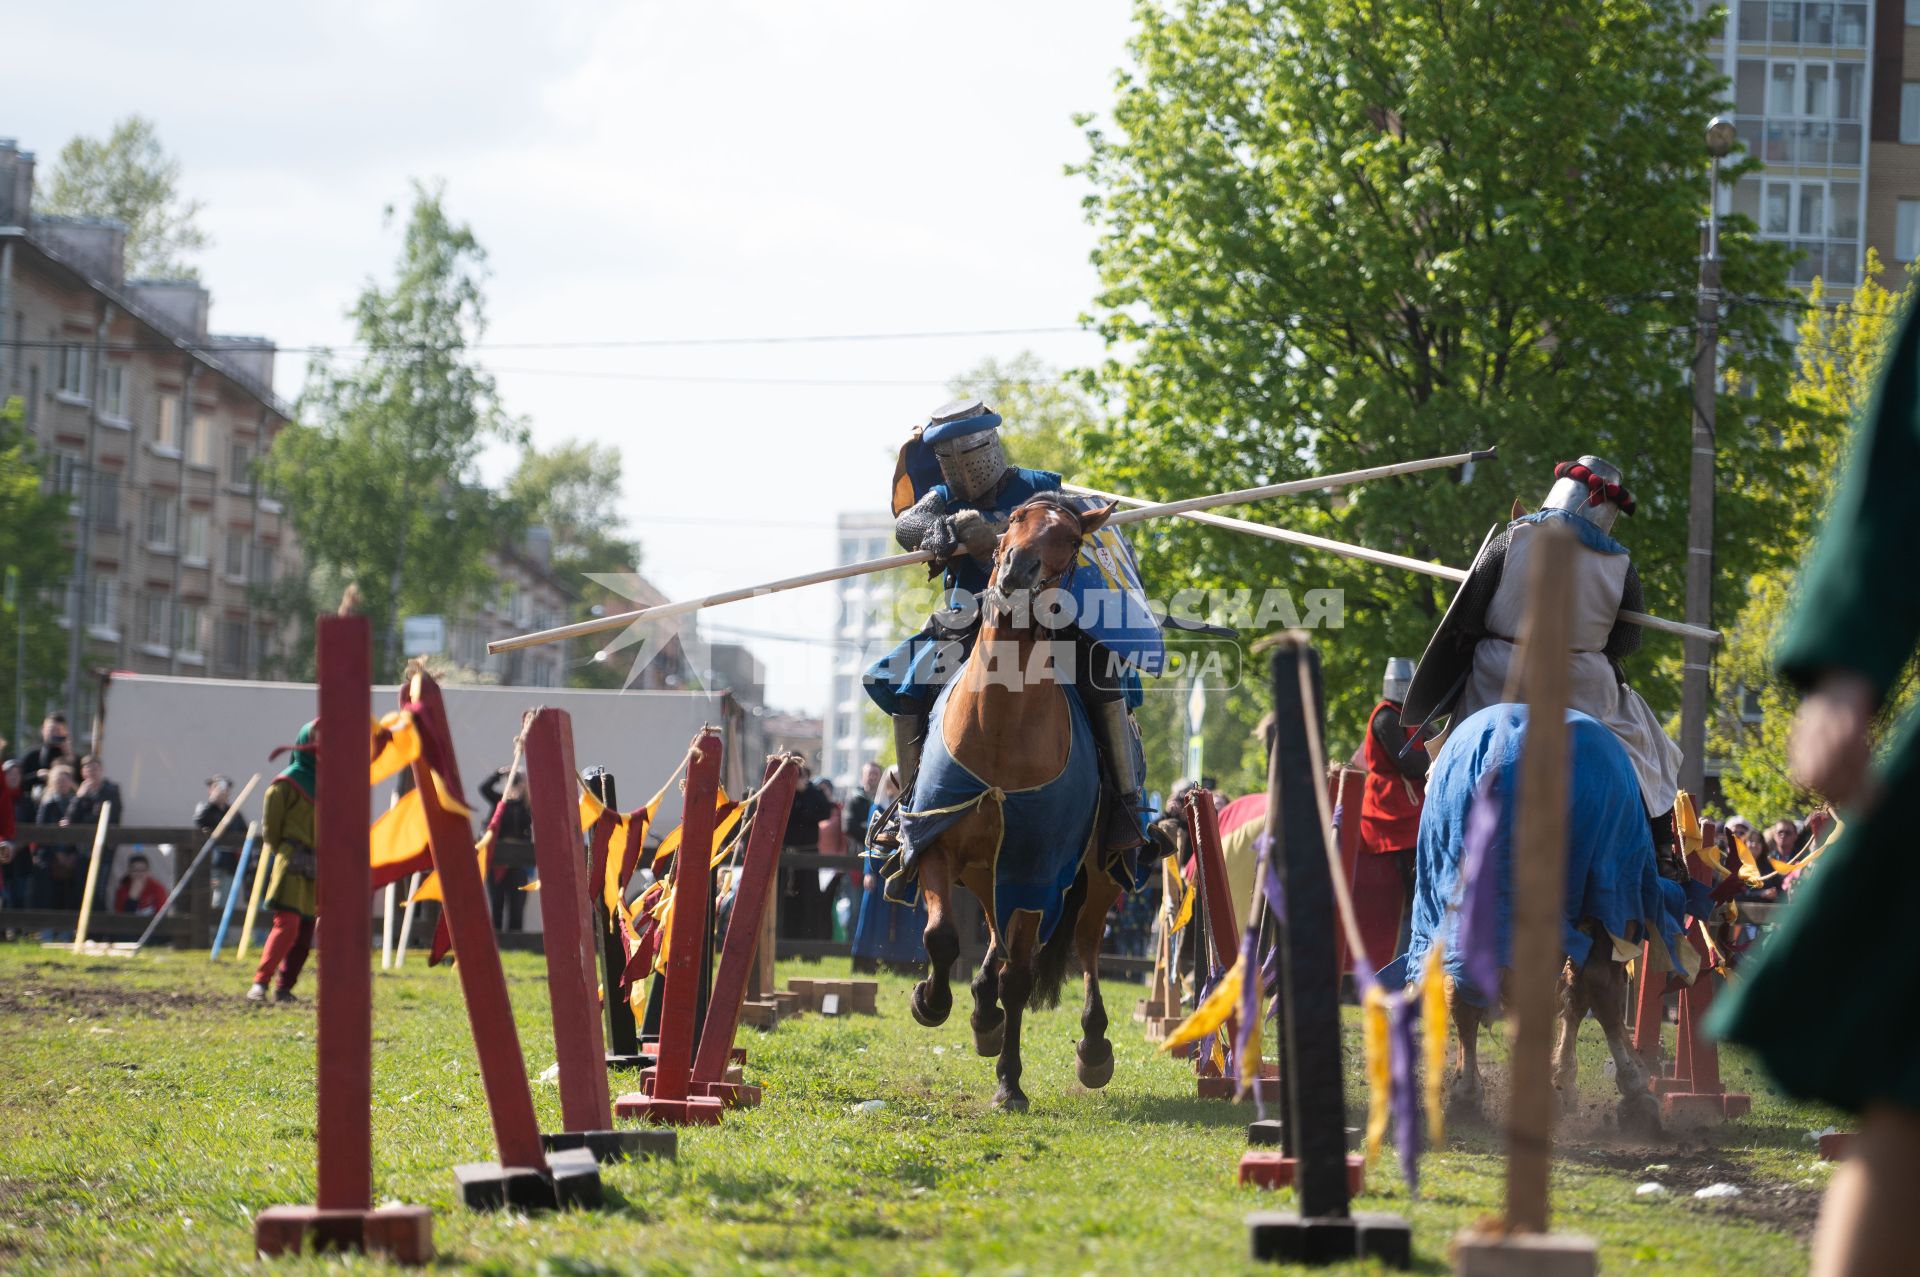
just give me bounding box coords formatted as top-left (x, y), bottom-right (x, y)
top-left (1390, 990), bottom-right (1421, 1196)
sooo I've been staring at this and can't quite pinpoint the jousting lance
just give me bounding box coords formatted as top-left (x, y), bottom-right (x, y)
top-left (488, 447), bottom-right (1498, 656)
top-left (1060, 481), bottom-right (1720, 645)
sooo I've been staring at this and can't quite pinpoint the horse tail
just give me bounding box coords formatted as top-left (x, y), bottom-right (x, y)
top-left (1029, 866), bottom-right (1089, 1010)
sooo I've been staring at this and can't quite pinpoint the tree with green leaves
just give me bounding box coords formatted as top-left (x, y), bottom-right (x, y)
top-left (1074, 0), bottom-right (1805, 769)
top-left (262, 184), bottom-right (523, 678)
top-left (1714, 252), bottom-right (1916, 819)
top-left (504, 439), bottom-right (645, 689)
top-left (39, 116), bottom-right (209, 279)
top-left (0, 397), bottom-right (72, 747)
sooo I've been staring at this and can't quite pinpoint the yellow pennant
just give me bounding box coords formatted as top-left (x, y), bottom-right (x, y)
top-left (1732, 835), bottom-right (1766, 887)
top-left (1361, 984), bottom-right (1390, 1167)
top-left (579, 784), bottom-right (607, 833)
top-left (369, 711), bottom-right (422, 787)
top-left (1422, 942), bottom-right (1449, 1147)
top-left (370, 787), bottom-right (428, 872)
top-left (1673, 790), bottom-right (1702, 856)
top-left (1169, 872), bottom-right (1195, 933)
top-left (1160, 955), bottom-right (1243, 1052)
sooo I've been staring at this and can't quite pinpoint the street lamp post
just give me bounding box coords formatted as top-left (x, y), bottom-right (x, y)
top-left (1680, 116), bottom-right (1738, 802)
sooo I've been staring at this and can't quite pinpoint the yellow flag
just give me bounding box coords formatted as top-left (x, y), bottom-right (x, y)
top-left (1160, 955), bottom-right (1243, 1051)
top-left (407, 829), bottom-right (492, 905)
top-left (1422, 943), bottom-right (1449, 1147)
top-left (370, 787), bottom-right (428, 872)
top-left (579, 784), bottom-right (607, 833)
top-left (369, 711), bottom-right (422, 786)
top-left (1361, 984), bottom-right (1390, 1166)
top-left (1169, 874), bottom-right (1195, 933)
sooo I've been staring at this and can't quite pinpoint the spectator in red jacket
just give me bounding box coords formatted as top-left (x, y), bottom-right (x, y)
top-left (113, 853), bottom-right (166, 915)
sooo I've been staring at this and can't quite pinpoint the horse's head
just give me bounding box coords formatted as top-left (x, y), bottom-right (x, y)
top-left (988, 494), bottom-right (1116, 617)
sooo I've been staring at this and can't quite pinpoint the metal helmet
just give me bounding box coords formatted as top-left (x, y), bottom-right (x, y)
top-left (926, 398), bottom-right (1009, 503)
top-left (1382, 657), bottom-right (1414, 704)
top-left (1542, 455), bottom-right (1636, 534)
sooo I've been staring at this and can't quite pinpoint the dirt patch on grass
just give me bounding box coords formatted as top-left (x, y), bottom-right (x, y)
top-left (0, 971), bottom-right (222, 1020)
top-left (1567, 1145), bottom-right (1825, 1240)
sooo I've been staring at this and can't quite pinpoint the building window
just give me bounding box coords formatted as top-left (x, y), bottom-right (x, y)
top-left (253, 549), bottom-right (276, 585)
top-left (57, 345), bottom-right (88, 398)
top-left (90, 471), bottom-right (119, 531)
top-left (1899, 202), bottom-right (1920, 262)
top-left (87, 580), bottom-right (117, 631)
top-left (176, 602), bottom-right (205, 655)
top-left (229, 440), bottom-right (252, 489)
top-left (50, 452), bottom-right (83, 507)
top-left (188, 414), bottom-right (213, 467)
top-left (183, 512), bottom-right (210, 562)
top-left (102, 366), bottom-right (126, 419)
top-left (141, 593), bottom-right (169, 649)
top-left (223, 531), bottom-right (249, 578)
top-left (1904, 85), bottom-right (1920, 144)
top-left (220, 618), bottom-right (248, 668)
top-left (145, 496), bottom-right (177, 550)
top-left (156, 397), bottom-right (180, 450)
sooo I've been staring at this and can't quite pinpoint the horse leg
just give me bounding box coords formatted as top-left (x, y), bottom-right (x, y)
top-left (912, 849), bottom-right (959, 1028)
top-left (970, 943), bottom-right (1005, 1056)
top-left (1448, 976), bottom-right (1485, 1113)
top-left (1074, 870), bottom-right (1122, 1089)
top-left (1553, 957), bottom-right (1589, 1115)
top-left (994, 911), bottom-right (1042, 1113)
top-left (1585, 948), bottom-right (1661, 1136)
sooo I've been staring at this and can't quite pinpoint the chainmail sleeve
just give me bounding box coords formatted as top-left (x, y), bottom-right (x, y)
top-left (1370, 704), bottom-right (1431, 782)
top-left (1454, 529), bottom-right (1510, 639)
top-left (1605, 560), bottom-right (1645, 665)
top-left (894, 490), bottom-right (953, 555)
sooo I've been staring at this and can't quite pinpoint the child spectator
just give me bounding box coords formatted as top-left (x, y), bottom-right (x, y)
top-left (249, 722), bottom-right (318, 1004)
top-left (113, 854), bottom-right (166, 915)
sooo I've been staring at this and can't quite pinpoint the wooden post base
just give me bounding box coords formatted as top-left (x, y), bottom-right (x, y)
top-left (453, 1149), bottom-right (601, 1211)
top-left (540, 1128), bottom-right (677, 1164)
top-left (1451, 1230), bottom-right (1596, 1277)
top-left (254, 1205), bottom-right (433, 1265)
top-left (692, 1079), bottom-right (764, 1108)
top-left (1200, 1076), bottom-right (1286, 1103)
top-left (1238, 1151), bottom-right (1366, 1196)
top-left (1819, 1132), bottom-right (1856, 1161)
top-left (1247, 1210), bottom-right (1410, 1268)
top-left (1660, 1091), bottom-right (1752, 1123)
top-left (740, 999), bottom-right (782, 1029)
top-left (606, 1051), bottom-right (653, 1072)
top-left (1248, 1119), bottom-right (1285, 1147)
top-left (614, 1092), bottom-right (725, 1125)
top-left (770, 991), bottom-right (804, 1018)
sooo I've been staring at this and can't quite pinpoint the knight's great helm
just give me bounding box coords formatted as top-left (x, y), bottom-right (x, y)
top-left (1382, 657), bottom-right (1414, 705)
top-left (924, 399), bottom-right (1009, 503)
top-left (1542, 454), bottom-right (1636, 535)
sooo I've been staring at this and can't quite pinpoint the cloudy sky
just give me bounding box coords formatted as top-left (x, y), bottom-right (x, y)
top-left (8, 0), bottom-right (1140, 712)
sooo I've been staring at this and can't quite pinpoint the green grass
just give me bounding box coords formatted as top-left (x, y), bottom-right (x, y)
top-left (0, 944), bottom-right (1828, 1274)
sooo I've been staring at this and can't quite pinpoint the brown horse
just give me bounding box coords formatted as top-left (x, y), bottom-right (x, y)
top-left (906, 494), bottom-right (1126, 1112)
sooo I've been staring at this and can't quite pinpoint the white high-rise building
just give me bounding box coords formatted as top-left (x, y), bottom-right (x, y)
top-left (820, 512), bottom-right (896, 789)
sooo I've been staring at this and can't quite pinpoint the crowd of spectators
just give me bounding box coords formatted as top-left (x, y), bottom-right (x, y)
top-left (0, 714), bottom-right (128, 915)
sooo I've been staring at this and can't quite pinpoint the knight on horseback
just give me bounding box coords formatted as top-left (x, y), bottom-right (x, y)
top-left (864, 398), bottom-right (1151, 854)
top-left (1402, 455), bottom-right (1688, 879)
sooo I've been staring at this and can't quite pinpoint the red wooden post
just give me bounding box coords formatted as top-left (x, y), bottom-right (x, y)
top-left (524, 709), bottom-right (613, 1134)
top-left (405, 672), bottom-right (549, 1170)
top-left (692, 756), bottom-right (799, 1106)
top-left (617, 728), bottom-right (725, 1125)
top-left (317, 616), bottom-right (373, 1211)
top-left (1185, 791), bottom-right (1239, 975)
top-left (254, 616), bottom-right (434, 1263)
top-left (1631, 941), bottom-right (1664, 1070)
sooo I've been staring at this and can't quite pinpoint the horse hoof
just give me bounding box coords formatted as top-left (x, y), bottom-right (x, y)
top-left (1075, 1040), bottom-right (1115, 1090)
top-left (993, 1087), bottom-right (1029, 1114)
top-left (1618, 1091), bottom-right (1662, 1138)
top-left (972, 1016), bottom-right (1005, 1057)
top-left (911, 981), bottom-right (951, 1028)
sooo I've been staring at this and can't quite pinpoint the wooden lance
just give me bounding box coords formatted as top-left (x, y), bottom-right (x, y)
top-left (486, 447), bottom-right (1499, 656)
top-left (1061, 481), bottom-right (1719, 645)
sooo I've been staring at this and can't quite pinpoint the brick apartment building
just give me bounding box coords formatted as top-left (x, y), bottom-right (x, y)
top-left (0, 137), bottom-right (294, 732)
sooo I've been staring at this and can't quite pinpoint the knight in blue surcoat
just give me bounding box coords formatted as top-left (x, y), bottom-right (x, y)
top-left (863, 399), bottom-right (1149, 853)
